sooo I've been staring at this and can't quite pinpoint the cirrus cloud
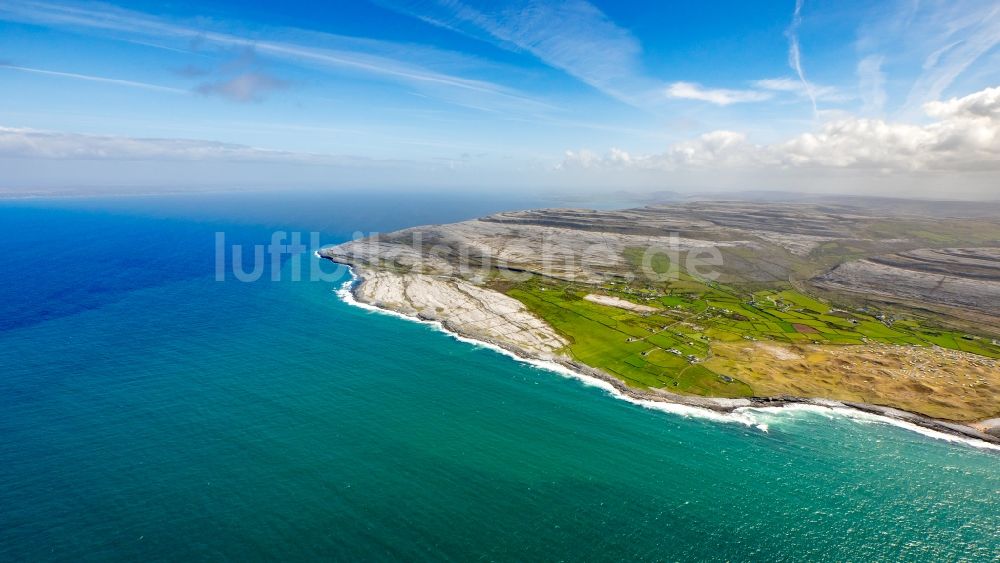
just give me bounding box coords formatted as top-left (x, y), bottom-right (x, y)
top-left (665, 82), bottom-right (772, 106)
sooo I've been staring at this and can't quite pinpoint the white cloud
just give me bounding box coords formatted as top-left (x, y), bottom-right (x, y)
top-left (559, 148), bottom-right (602, 168)
top-left (665, 82), bottom-right (772, 106)
top-left (754, 77), bottom-right (849, 103)
top-left (562, 131), bottom-right (766, 170)
top-left (752, 77), bottom-right (802, 92)
top-left (663, 131), bottom-right (760, 166)
top-left (563, 85), bottom-right (1000, 173)
top-left (784, 86), bottom-right (1000, 170)
top-left (924, 84), bottom-right (1000, 118)
top-left (0, 126), bottom-right (371, 164)
top-left (662, 77), bottom-right (849, 108)
top-left (856, 56), bottom-right (886, 114)
top-left (196, 72), bottom-right (288, 103)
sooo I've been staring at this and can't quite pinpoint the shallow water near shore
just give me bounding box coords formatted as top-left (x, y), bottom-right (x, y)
top-left (1, 194), bottom-right (998, 561)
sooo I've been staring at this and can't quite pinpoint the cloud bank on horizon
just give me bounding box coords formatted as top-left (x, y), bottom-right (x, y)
top-left (0, 0), bottom-right (998, 197)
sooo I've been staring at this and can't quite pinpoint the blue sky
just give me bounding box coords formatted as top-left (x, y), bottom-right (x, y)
top-left (1, 0), bottom-right (998, 197)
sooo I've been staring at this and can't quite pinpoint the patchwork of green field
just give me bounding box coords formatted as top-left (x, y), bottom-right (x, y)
top-left (503, 273), bottom-right (1000, 398)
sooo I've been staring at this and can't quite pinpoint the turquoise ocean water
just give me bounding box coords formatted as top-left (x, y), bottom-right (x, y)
top-left (1, 194), bottom-right (997, 561)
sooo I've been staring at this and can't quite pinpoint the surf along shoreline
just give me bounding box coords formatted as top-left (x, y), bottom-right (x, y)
top-left (324, 257), bottom-right (1000, 451)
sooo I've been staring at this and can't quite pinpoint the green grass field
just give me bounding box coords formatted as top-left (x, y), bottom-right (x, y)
top-left (502, 273), bottom-right (1000, 398)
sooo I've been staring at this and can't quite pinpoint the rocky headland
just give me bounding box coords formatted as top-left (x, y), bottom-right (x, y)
top-left (320, 201), bottom-right (1000, 446)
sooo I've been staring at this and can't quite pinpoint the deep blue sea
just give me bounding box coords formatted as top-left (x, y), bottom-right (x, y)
top-left (1, 192), bottom-right (997, 561)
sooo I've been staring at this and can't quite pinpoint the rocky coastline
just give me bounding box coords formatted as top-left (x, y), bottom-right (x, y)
top-left (325, 257), bottom-right (1000, 449)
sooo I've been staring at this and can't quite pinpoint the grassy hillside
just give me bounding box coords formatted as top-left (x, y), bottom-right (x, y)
top-left (499, 273), bottom-right (1000, 419)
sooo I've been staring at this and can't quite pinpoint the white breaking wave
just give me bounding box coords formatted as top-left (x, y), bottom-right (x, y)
top-left (741, 404), bottom-right (1000, 451)
top-left (332, 266), bottom-right (999, 452)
